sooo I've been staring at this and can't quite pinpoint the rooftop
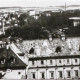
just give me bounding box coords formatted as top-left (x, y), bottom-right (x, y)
top-left (69, 17), bottom-right (80, 20)
top-left (16, 37), bottom-right (80, 58)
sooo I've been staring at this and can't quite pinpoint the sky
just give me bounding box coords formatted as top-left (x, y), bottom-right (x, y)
top-left (0, 0), bottom-right (80, 7)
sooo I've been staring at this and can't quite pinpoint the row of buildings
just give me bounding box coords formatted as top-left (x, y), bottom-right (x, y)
top-left (0, 35), bottom-right (80, 79)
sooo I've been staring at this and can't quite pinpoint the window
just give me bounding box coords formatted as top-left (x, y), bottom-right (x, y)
top-left (59, 71), bottom-right (62, 78)
top-left (18, 72), bottom-right (21, 75)
top-left (56, 46), bottom-right (61, 53)
top-left (32, 73), bottom-right (35, 79)
top-left (41, 72), bottom-right (45, 79)
top-left (75, 59), bottom-right (77, 63)
top-left (59, 60), bottom-right (61, 63)
top-left (50, 60), bottom-right (53, 64)
top-left (41, 60), bottom-right (44, 65)
top-left (67, 59), bottom-right (69, 63)
top-left (75, 70), bottom-right (78, 77)
top-left (1, 59), bottom-right (5, 64)
top-left (32, 61), bottom-right (34, 65)
top-left (50, 71), bottom-right (54, 78)
top-left (29, 47), bottom-right (34, 54)
top-left (67, 71), bottom-right (71, 78)
top-left (9, 56), bottom-right (15, 63)
top-left (7, 69), bottom-right (11, 72)
top-left (79, 46), bottom-right (80, 51)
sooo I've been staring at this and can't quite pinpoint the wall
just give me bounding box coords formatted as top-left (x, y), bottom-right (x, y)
top-left (28, 57), bottom-right (80, 79)
top-left (2, 69), bottom-right (26, 79)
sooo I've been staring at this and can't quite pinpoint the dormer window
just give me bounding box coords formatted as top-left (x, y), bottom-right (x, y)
top-left (56, 46), bottom-right (61, 53)
top-left (29, 47), bottom-right (34, 54)
top-left (18, 72), bottom-right (21, 75)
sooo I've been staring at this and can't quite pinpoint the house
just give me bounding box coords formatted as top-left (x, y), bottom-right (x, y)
top-left (28, 55), bottom-right (80, 79)
top-left (0, 40), bottom-right (28, 79)
top-left (17, 37), bottom-right (80, 79)
top-left (69, 17), bottom-right (80, 27)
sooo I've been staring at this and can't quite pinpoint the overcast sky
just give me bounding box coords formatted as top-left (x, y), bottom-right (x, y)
top-left (0, 0), bottom-right (80, 7)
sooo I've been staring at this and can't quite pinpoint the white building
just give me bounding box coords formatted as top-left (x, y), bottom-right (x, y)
top-left (17, 37), bottom-right (80, 79)
top-left (0, 40), bottom-right (28, 79)
top-left (69, 17), bottom-right (80, 27)
top-left (28, 55), bottom-right (80, 79)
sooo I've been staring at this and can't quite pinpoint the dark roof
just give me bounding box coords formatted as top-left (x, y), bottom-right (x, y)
top-left (0, 47), bottom-right (27, 69)
top-left (29, 55), bottom-right (80, 61)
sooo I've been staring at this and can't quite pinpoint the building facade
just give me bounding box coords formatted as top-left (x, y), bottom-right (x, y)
top-left (15, 37), bottom-right (80, 79)
top-left (0, 39), bottom-right (28, 79)
top-left (16, 37), bottom-right (80, 79)
top-left (28, 55), bottom-right (80, 79)
top-left (69, 17), bottom-right (80, 27)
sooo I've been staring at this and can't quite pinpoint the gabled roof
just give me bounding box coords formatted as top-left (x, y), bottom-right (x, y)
top-left (0, 43), bottom-right (27, 69)
top-left (10, 42), bottom-right (28, 66)
top-left (10, 42), bottom-right (22, 54)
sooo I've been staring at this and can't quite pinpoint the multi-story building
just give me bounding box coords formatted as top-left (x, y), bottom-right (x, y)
top-left (28, 55), bottom-right (80, 79)
top-left (0, 39), bottom-right (28, 79)
top-left (69, 17), bottom-right (80, 27)
top-left (16, 36), bottom-right (80, 79)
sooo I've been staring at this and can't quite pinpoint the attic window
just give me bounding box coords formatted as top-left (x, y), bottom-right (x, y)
top-left (29, 47), bottom-right (34, 54)
top-left (55, 46), bottom-right (61, 53)
top-left (18, 72), bottom-right (21, 75)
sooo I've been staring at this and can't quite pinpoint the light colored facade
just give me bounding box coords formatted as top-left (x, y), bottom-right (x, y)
top-left (69, 17), bottom-right (80, 27)
top-left (28, 56), bottom-right (80, 79)
top-left (16, 37), bottom-right (80, 79)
